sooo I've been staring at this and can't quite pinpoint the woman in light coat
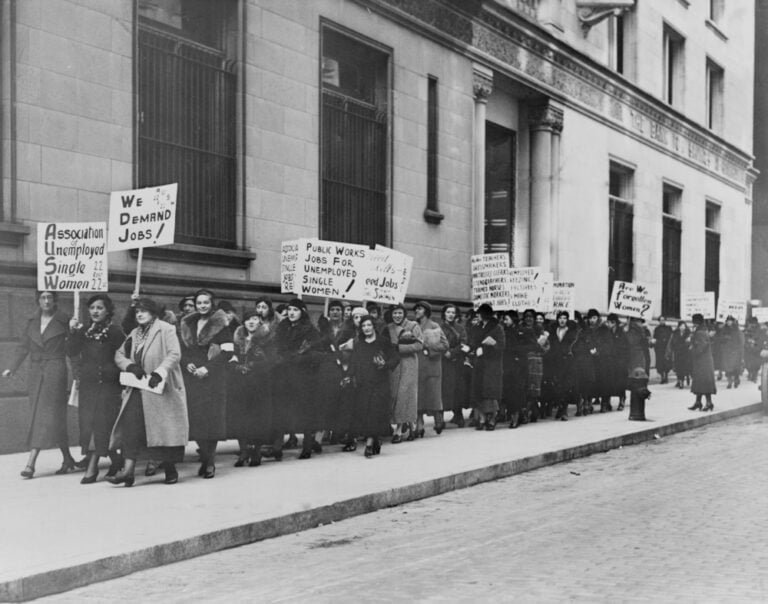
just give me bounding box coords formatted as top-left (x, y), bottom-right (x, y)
top-left (109, 297), bottom-right (188, 486)
top-left (413, 301), bottom-right (449, 436)
top-left (386, 303), bottom-right (423, 442)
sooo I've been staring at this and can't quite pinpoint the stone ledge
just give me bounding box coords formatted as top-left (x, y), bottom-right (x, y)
top-left (129, 243), bottom-right (256, 269)
top-left (0, 223), bottom-right (31, 247)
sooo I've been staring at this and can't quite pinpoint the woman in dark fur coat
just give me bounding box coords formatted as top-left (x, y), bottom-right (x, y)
top-left (467, 303), bottom-right (505, 430)
top-left (180, 289), bottom-right (234, 479)
top-left (273, 298), bottom-right (321, 459)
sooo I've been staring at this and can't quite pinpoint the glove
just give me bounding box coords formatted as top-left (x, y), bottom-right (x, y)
top-left (147, 372), bottom-right (162, 388)
top-left (126, 364), bottom-right (145, 379)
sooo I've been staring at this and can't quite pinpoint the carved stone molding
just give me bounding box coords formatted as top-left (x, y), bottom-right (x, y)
top-left (472, 64), bottom-right (494, 101)
top-left (529, 102), bottom-right (564, 132)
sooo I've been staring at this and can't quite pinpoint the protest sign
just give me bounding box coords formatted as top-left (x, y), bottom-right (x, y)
top-left (107, 184), bottom-right (177, 252)
top-left (752, 307), bottom-right (768, 324)
top-left (716, 299), bottom-right (747, 324)
top-left (37, 222), bottom-right (108, 291)
top-left (537, 272), bottom-right (554, 313)
top-left (608, 280), bottom-right (653, 319)
top-left (471, 253), bottom-right (512, 310)
top-left (364, 245), bottom-right (413, 305)
top-left (552, 281), bottom-right (576, 315)
top-left (680, 292), bottom-right (715, 320)
top-left (508, 266), bottom-right (543, 311)
top-left (296, 239), bottom-right (370, 300)
top-left (280, 239), bottom-right (301, 294)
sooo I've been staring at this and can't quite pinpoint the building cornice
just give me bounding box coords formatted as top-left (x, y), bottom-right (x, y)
top-left (354, 0), bottom-right (753, 192)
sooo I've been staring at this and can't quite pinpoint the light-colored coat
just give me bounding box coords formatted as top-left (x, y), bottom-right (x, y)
top-left (386, 319), bottom-right (422, 424)
top-left (417, 316), bottom-right (449, 412)
top-left (111, 319), bottom-right (189, 448)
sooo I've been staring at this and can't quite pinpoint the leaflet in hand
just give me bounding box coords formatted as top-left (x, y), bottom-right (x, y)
top-left (119, 372), bottom-right (164, 394)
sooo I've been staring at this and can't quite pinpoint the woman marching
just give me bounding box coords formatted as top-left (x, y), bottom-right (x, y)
top-left (179, 289), bottom-right (233, 479)
top-left (438, 304), bottom-right (468, 427)
top-left (348, 315), bottom-right (399, 457)
top-left (688, 313), bottom-right (717, 411)
top-left (109, 297), bottom-right (188, 486)
top-left (667, 320), bottom-right (692, 389)
top-left (227, 306), bottom-right (276, 467)
top-left (2, 291), bottom-right (78, 478)
top-left (66, 294), bottom-right (125, 483)
top-left (413, 301), bottom-right (449, 436)
top-left (385, 303), bottom-right (423, 443)
top-left (467, 304), bottom-right (505, 430)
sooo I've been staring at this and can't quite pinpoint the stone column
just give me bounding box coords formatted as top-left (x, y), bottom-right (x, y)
top-left (528, 102), bottom-right (563, 271)
top-left (472, 64), bottom-right (493, 256)
top-left (550, 117), bottom-right (563, 275)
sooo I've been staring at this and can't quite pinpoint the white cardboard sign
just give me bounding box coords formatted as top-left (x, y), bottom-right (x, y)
top-left (365, 245), bottom-right (413, 305)
top-left (108, 183), bottom-right (177, 251)
top-left (716, 299), bottom-right (747, 324)
top-left (608, 280), bottom-right (653, 319)
top-left (37, 222), bottom-right (108, 291)
top-left (296, 239), bottom-right (370, 300)
top-left (680, 292), bottom-right (715, 320)
top-left (471, 253), bottom-right (512, 310)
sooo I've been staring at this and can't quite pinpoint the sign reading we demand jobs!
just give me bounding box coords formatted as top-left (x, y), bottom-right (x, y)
top-left (107, 184), bottom-right (178, 251)
top-left (37, 222), bottom-right (108, 291)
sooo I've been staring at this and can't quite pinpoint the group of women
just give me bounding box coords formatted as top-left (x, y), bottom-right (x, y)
top-left (4, 289), bottom-right (753, 485)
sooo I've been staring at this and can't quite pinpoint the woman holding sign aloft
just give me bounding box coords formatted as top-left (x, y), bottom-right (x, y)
top-left (179, 289), bottom-right (233, 478)
top-left (66, 294), bottom-right (125, 483)
top-left (2, 291), bottom-right (78, 478)
top-left (109, 298), bottom-right (188, 486)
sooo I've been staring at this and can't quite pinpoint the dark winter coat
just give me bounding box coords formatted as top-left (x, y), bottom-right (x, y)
top-left (544, 324), bottom-right (578, 401)
top-left (349, 333), bottom-right (399, 436)
top-left (468, 318), bottom-right (505, 402)
top-left (66, 322), bottom-right (125, 456)
top-left (689, 325), bottom-right (716, 395)
top-left (313, 317), bottom-right (357, 432)
top-left (626, 322), bottom-right (650, 375)
top-left (180, 310), bottom-right (233, 441)
top-left (718, 323), bottom-right (744, 374)
top-left (225, 321), bottom-right (277, 442)
top-left (10, 311), bottom-right (71, 449)
top-left (653, 324), bottom-right (673, 373)
top-left (667, 328), bottom-right (692, 378)
top-left (438, 319), bottom-right (467, 412)
top-left (273, 316), bottom-right (321, 433)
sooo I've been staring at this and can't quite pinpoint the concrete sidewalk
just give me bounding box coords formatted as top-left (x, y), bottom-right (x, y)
top-left (0, 379), bottom-right (762, 602)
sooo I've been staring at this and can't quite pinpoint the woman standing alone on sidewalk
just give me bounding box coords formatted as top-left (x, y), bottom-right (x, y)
top-left (2, 291), bottom-right (79, 478)
top-left (109, 297), bottom-right (189, 486)
top-left (66, 294), bottom-right (125, 483)
top-left (688, 313), bottom-right (716, 411)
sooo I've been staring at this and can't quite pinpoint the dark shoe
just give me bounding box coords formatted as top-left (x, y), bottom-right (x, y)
top-left (298, 450), bottom-right (312, 460)
top-left (163, 463), bottom-right (179, 485)
top-left (416, 428), bottom-right (425, 439)
top-left (197, 462), bottom-right (206, 477)
top-left (311, 441), bottom-right (323, 454)
top-left (390, 434), bottom-right (402, 445)
top-left (485, 422), bottom-right (496, 431)
top-left (343, 441), bottom-right (358, 451)
top-left (273, 449), bottom-right (283, 462)
top-left (234, 455), bottom-right (248, 467)
top-left (616, 402), bottom-right (625, 411)
top-left (364, 445), bottom-right (374, 458)
top-left (703, 403), bottom-right (714, 412)
top-left (434, 422), bottom-right (445, 435)
top-left (373, 439), bottom-right (381, 455)
top-left (80, 472), bottom-right (98, 484)
top-left (475, 422), bottom-right (485, 431)
top-left (106, 462), bottom-right (121, 478)
top-left (144, 461), bottom-right (157, 476)
top-left (106, 471), bottom-right (135, 487)
top-left (74, 457), bottom-right (89, 470)
top-left (249, 449), bottom-right (262, 467)
top-left (203, 464), bottom-right (216, 479)
top-left (285, 434), bottom-right (299, 449)
top-left (509, 412), bottom-right (520, 429)
top-left (405, 430), bottom-right (415, 441)
top-left (55, 460), bottom-right (76, 475)
top-left (20, 466), bottom-right (35, 479)
top-left (688, 401), bottom-right (703, 411)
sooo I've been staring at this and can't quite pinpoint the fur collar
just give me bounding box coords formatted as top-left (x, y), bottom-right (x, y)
top-left (181, 309), bottom-right (229, 348)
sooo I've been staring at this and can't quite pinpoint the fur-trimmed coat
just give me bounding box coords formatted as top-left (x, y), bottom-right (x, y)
top-left (112, 319), bottom-right (188, 448)
top-left (468, 318), bottom-right (505, 402)
top-left (416, 316), bottom-right (449, 412)
top-left (180, 309), bottom-right (233, 441)
top-left (10, 310), bottom-right (71, 449)
top-left (386, 319), bottom-right (423, 424)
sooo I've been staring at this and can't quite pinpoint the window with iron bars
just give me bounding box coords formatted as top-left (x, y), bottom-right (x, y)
top-left (137, 0), bottom-right (238, 249)
top-left (609, 162), bottom-right (634, 301)
top-left (662, 184), bottom-right (682, 318)
top-left (705, 202), bottom-right (721, 304)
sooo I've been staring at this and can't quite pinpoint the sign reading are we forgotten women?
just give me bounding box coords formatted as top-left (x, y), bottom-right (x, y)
top-left (37, 222), bottom-right (108, 291)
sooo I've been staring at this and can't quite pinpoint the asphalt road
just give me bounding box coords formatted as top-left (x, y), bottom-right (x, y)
top-left (38, 413), bottom-right (768, 603)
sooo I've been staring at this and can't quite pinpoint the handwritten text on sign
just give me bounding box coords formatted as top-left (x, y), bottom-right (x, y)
top-left (608, 281), bottom-right (653, 319)
top-left (365, 245), bottom-right (413, 305)
top-left (716, 299), bottom-right (747, 324)
top-left (471, 253), bottom-right (512, 310)
top-left (38, 222), bottom-right (108, 291)
top-left (508, 267), bottom-right (543, 311)
top-left (297, 239), bottom-right (369, 300)
top-left (280, 239), bottom-right (300, 294)
top-left (552, 282), bottom-right (576, 315)
top-left (107, 184), bottom-right (177, 251)
top-left (680, 292), bottom-right (715, 320)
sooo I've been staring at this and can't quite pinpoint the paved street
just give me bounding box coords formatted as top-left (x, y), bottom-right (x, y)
top-left (38, 413), bottom-right (768, 603)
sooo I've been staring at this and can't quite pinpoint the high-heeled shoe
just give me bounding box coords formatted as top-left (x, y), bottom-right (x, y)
top-left (688, 401), bottom-right (703, 411)
top-left (20, 465), bottom-right (35, 479)
top-left (405, 430), bottom-right (415, 441)
top-left (234, 455), bottom-right (248, 467)
top-left (106, 472), bottom-right (135, 487)
top-left (74, 457), bottom-right (89, 470)
top-left (144, 461), bottom-right (158, 476)
top-left (311, 441), bottom-right (323, 454)
top-left (203, 465), bottom-right (216, 479)
top-left (364, 445), bottom-right (374, 458)
top-left (434, 422), bottom-right (445, 435)
top-left (249, 449), bottom-right (262, 467)
top-left (390, 434), bottom-right (402, 444)
top-left (55, 460), bottom-right (76, 475)
top-left (373, 439), bottom-right (381, 455)
top-left (702, 403), bottom-right (714, 412)
top-left (163, 463), bottom-right (179, 485)
top-left (298, 450), bottom-right (312, 460)
top-left (80, 472), bottom-right (99, 484)
top-left (106, 462), bottom-right (121, 478)
top-left (197, 461), bottom-right (207, 477)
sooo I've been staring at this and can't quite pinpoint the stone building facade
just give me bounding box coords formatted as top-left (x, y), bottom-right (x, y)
top-left (0, 0), bottom-right (756, 450)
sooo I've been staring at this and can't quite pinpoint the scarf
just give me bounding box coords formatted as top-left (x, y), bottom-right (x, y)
top-left (85, 320), bottom-right (112, 342)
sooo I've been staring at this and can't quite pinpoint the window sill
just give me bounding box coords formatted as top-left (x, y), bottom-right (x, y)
top-left (423, 208), bottom-right (445, 225)
top-left (705, 19), bottom-right (727, 41)
top-left (129, 242), bottom-right (256, 269)
top-left (0, 222), bottom-right (31, 247)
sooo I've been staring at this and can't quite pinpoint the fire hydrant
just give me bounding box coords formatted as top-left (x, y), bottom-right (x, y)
top-left (627, 367), bottom-right (651, 421)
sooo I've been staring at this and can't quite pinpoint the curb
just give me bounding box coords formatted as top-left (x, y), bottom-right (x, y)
top-left (2, 402), bottom-right (762, 602)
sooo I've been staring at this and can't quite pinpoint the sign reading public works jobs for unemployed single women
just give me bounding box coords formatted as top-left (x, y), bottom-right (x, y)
top-left (107, 184), bottom-right (178, 251)
top-left (38, 222), bottom-right (108, 291)
top-left (296, 239), bottom-right (370, 301)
